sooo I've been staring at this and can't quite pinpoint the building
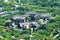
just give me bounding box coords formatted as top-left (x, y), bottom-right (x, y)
top-left (11, 12), bottom-right (50, 30)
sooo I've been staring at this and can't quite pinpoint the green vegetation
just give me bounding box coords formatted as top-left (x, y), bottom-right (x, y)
top-left (0, 0), bottom-right (60, 40)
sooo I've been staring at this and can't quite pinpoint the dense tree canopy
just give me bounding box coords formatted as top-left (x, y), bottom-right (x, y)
top-left (0, 0), bottom-right (60, 40)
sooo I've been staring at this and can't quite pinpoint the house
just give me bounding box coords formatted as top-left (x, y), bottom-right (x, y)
top-left (30, 21), bottom-right (39, 27)
top-left (12, 15), bottom-right (29, 29)
top-left (20, 15), bottom-right (29, 22)
top-left (11, 12), bottom-right (40, 29)
top-left (11, 12), bottom-right (50, 30)
top-left (10, 12), bottom-right (51, 30)
top-left (12, 12), bottom-right (40, 22)
top-left (19, 21), bottom-right (40, 29)
top-left (30, 21), bottom-right (40, 32)
top-left (19, 22), bottom-right (30, 29)
top-left (12, 15), bottom-right (29, 23)
top-left (26, 12), bottom-right (40, 21)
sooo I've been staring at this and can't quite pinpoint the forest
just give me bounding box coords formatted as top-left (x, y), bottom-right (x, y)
top-left (0, 0), bottom-right (60, 40)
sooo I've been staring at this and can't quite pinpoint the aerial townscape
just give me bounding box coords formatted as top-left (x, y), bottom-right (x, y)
top-left (0, 0), bottom-right (60, 40)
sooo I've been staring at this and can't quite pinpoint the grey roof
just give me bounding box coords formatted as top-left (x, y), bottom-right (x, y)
top-left (30, 21), bottom-right (40, 26)
top-left (20, 15), bottom-right (28, 19)
top-left (12, 15), bottom-right (28, 19)
top-left (19, 21), bottom-right (40, 27)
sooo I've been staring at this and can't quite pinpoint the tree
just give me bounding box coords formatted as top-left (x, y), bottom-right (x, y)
top-left (47, 22), bottom-right (59, 31)
top-left (55, 16), bottom-right (60, 21)
top-left (32, 30), bottom-right (53, 40)
top-left (0, 17), bottom-right (5, 25)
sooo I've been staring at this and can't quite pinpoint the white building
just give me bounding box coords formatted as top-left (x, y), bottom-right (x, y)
top-left (19, 22), bottom-right (30, 29)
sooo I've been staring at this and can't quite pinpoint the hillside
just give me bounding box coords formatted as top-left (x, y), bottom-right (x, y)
top-left (0, 0), bottom-right (60, 40)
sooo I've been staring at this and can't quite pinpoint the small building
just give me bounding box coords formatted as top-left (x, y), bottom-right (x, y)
top-left (30, 21), bottom-right (39, 27)
top-left (26, 12), bottom-right (40, 21)
top-left (19, 21), bottom-right (40, 29)
top-left (19, 22), bottom-right (31, 29)
top-left (12, 15), bottom-right (29, 22)
top-left (26, 12), bottom-right (40, 17)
